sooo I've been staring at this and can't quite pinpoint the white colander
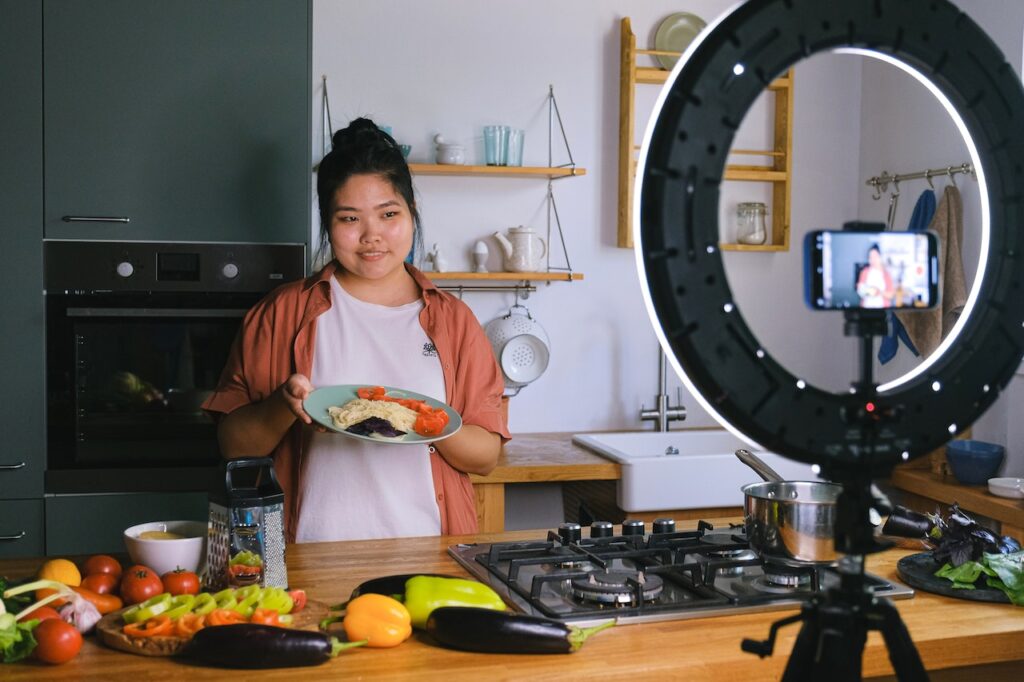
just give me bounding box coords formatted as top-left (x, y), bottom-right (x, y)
top-left (483, 304), bottom-right (551, 394)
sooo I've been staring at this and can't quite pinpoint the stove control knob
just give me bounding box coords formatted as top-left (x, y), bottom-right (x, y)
top-left (115, 261), bottom-right (134, 278)
top-left (221, 262), bottom-right (240, 279)
top-left (590, 521), bottom-right (614, 538)
top-left (653, 518), bottom-right (676, 534)
top-left (622, 519), bottom-right (645, 536)
top-left (557, 523), bottom-right (581, 544)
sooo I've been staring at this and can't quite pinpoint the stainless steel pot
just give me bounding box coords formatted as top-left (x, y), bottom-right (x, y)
top-left (736, 449), bottom-right (842, 566)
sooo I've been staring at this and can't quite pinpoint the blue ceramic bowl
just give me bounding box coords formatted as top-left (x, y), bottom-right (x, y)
top-left (945, 440), bottom-right (1005, 485)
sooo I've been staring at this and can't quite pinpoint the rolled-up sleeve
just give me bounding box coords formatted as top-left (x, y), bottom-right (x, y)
top-left (202, 299), bottom-right (277, 418)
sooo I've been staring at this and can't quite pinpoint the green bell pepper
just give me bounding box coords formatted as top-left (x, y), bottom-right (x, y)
top-left (403, 576), bottom-right (506, 629)
top-left (122, 593), bottom-right (172, 624)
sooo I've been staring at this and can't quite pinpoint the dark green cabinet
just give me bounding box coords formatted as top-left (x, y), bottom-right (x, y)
top-left (45, 493), bottom-right (209, 557)
top-left (0, 1), bottom-right (45, 503)
top-left (44, 0), bottom-right (311, 244)
top-left (0, 501), bottom-right (45, 559)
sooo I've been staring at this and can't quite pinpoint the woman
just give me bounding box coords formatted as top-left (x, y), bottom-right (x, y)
top-left (203, 118), bottom-right (509, 542)
top-left (856, 244), bottom-right (895, 309)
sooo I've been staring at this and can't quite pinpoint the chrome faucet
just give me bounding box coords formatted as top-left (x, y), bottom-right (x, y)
top-left (640, 348), bottom-right (687, 431)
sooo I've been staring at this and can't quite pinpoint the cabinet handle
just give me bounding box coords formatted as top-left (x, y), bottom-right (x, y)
top-left (0, 531), bottom-right (26, 541)
top-left (61, 216), bottom-right (131, 223)
top-left (0, 461), bottom-right (26, 470)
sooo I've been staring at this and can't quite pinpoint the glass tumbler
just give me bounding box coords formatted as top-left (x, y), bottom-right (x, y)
top-left (506, 129), bottom-right (524, 167)
top-left (484, 125), bottom-right (509, 166)
top-left (736, 202), bottom-right (768, 245)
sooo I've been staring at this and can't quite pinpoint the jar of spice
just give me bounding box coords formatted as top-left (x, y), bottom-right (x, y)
top-left (736, 202), bottom-right (768, 245)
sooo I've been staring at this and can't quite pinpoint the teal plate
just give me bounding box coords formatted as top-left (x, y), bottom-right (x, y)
top-left (303, 384), bottom-right (462, 444)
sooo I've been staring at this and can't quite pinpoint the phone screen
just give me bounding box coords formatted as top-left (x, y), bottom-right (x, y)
top-left (804, 230), bottom-right (939, 310)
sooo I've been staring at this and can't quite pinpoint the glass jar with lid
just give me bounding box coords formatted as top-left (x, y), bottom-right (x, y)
top-left (736, 202), bottom-right (768, 245)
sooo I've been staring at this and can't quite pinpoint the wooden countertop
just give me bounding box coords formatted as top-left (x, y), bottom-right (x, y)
top-left (3, 519), bottom-right (1023, 680)
top-left (469, 432), bottom-right (621, 484)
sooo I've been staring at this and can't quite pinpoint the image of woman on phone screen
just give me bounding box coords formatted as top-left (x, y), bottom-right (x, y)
top-left (203, 118), bottom-right (510, 542)
top-left (856, 243), bottom-right (895, 309)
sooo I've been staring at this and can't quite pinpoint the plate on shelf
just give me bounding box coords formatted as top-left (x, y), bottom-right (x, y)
top-left (654, 12), bottom-right (707, 70)
top-left (303, 384), bottom-right (461, 444)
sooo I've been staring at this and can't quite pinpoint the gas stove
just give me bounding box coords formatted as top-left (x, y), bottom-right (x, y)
top-left (448, 519), bottom-right (914, 626)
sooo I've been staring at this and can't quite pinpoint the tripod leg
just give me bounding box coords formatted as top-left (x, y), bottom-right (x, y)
top-left (873, 599), bottom-right (929, 682)
top-left (783, 604), bottom-right (866, 682)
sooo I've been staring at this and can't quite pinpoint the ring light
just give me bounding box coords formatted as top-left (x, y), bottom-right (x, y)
top-left (635, 0), bottom-right (1024, 477)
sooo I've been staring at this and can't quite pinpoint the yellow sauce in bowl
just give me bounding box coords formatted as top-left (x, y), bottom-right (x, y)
top-left (137, 530), bottom-right (187, 540)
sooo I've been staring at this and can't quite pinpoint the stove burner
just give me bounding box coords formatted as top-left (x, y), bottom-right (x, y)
top-left (763, 564), bottom-right (814, 588)
top-left (570, 570), bottom-right (664, 604)
top-left (707, 548), bottom-right (757, 560)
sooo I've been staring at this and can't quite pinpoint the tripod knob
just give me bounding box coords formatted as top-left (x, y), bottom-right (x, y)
top-left (741, 638), bottom-right (773, 658)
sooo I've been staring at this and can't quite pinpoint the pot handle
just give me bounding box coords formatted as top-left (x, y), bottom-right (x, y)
top-left (735, 449), bottom-right (784, 483)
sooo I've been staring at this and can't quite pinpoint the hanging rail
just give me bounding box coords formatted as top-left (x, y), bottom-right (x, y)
top-left (436, 284), bottom-right (537, 299)
top-left (866, 162), bottom-right (974, 198)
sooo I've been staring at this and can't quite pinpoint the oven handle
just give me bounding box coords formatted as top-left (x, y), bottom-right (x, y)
top-left (66, 307), bottom-right (249, 318)
top-left (0, 461), bottom-right (27, 470)
top-left (0, 531), bottom-right (27, 541)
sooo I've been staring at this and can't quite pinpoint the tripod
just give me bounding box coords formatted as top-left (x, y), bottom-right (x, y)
top-left (740, 310), bottom-right (929, 681)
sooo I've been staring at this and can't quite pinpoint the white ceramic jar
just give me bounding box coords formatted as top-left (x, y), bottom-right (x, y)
top-left (434, 134), bottom-right (465, 165)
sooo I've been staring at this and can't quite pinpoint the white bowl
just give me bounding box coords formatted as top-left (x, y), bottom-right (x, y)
top-left (988, 477), bottom-right (1024, 499)
top-left (123, 520), bottom-right (207, 576)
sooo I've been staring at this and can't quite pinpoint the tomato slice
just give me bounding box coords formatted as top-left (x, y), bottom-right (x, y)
top-left (287, 589), bottom-right (307, 612)
top-left (123, 615), bottom-right (174, 638)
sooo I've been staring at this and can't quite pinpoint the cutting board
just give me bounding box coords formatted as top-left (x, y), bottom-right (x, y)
top-left (896, 552), bottom-right (1010, 604)
top-left (95, 598), bottom-right (330, 657)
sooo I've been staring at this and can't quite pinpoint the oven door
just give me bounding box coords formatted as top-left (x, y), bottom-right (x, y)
top-left (46, 292), bottom-right (255, 490)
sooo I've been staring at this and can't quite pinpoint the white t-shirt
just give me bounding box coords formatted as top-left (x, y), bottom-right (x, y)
top-left (294, 276), bottom-right (444, 542)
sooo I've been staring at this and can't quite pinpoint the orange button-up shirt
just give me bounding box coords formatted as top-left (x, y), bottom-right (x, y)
top-left (203, 261), bottom-right (510, 541)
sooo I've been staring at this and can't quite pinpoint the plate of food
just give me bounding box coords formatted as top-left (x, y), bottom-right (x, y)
top-left (303, 384), bottom-right (462, 444)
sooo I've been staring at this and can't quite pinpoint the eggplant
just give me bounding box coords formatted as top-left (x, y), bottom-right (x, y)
top-left (332, 573), bottom-right (459, 610)
top-left (881, 505), bottom-right (935, 539)
top-left (181, 624), bottom-right (361, 668)
top-left (425, 606), bottom-right (614, 654)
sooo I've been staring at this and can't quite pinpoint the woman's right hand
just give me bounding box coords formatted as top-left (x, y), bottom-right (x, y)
top-left (279, 373), bottom-right (316, 425)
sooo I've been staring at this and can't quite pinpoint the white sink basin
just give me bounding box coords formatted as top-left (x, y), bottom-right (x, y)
top-left (572, 430), bottom-right (822, 512)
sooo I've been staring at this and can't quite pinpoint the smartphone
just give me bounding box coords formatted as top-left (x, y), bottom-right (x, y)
top-left (804, 230), bottom-right (940, 310)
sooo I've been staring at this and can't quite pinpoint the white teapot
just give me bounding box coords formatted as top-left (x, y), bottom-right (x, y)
top-left (493, 226), bottom-right (547, 272)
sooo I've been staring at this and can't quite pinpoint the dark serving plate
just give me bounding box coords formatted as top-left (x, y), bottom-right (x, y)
top-left (896, 552), bottom-right (1010, 604)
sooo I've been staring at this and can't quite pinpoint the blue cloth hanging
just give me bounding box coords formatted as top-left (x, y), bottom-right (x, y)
top-left (878, 189), bottom-right (935, 363)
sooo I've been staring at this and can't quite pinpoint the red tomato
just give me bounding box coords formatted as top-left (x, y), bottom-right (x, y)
top-left (17, 605), bottom-right (62, 623)
top-left (34, 619), bottom-right (83, 665)
top-left (81, 554), bottom-right (122, 580)
top-left (81, 572), bottom-right (119, 595)
top-left (161, 568), bottom-right (200, 596)
top-left (288, 589), bottom-right (307, 612)
top-left (120, 565), bottom-right (164, 605)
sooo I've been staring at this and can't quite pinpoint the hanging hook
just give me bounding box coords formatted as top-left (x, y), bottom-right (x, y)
top-left (871, 179), bottom-right (882, 201)
top-left (924, 169), bottom-right (934, 189)
top-left (886, 179), bottom-right (901, 231)
top-left (947, 166), bottom-right (958, 188)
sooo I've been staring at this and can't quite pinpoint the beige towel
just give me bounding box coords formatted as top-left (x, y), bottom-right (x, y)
top-left (896, 185), bottom-right (968, 356)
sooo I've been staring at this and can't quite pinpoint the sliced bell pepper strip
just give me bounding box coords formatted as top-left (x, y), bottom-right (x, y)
top-left (122, 593), bottom-right (172, 624)
top-left (174, 612), bottom-right (206, 638)
top-left (249, 608), bottom-right (281, 626)
top-left (205, 608), bottom-right (247, 627)
top-left (123, 614), bottom-right (174, 638)
top-left (162, 594), bottom-right (197, 620)
top-left (190, 593), bottom-right (217, 616)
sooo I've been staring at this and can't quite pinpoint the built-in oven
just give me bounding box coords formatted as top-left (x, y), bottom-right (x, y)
top-left (44, 240), bottom-right (306, 494)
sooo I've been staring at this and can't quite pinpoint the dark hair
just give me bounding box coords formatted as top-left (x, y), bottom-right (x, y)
top-left (314, 117), bottom-right (422, 266)
top-left (868, 243), bottom-right (881, 254)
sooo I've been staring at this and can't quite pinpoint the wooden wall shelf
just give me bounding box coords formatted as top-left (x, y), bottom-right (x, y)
top-left (409, 163), bottom-right (586, 179)
top-left (425, 271), bottom-right (583, 282)
top-left (617, 17), bottom-right (793, 252)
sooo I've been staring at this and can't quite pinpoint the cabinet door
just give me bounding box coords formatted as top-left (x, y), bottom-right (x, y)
top-left (44, 0), bottom-right (310, 244)
top-left (45, 492), bottom-right (208, 556)
top-left (0, 500), bottom-right (45, 559)
top-left (0, 0), bottom-right (45, 500)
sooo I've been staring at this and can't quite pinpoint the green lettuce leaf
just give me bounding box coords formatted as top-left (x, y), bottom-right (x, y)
top-left (0, 615), bottom-right (39, 664)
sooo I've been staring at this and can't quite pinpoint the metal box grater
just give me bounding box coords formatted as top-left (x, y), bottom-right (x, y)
top-left (205, 457), bottom-right (288, 591)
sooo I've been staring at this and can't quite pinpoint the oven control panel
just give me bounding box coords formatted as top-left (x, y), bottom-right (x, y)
top-left (44, 240), bottom-right (306, 293)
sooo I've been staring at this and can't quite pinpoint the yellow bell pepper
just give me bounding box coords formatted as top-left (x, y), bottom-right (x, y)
top-left (342, 594), bottom-right (412, 648)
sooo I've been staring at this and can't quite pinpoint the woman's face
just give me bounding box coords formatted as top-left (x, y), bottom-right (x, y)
top-left (329, 173), bottom-right (414, 281)
top-left (868, 248), bottom-right (882, 267)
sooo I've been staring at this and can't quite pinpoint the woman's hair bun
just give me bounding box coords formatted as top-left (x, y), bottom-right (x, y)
top-left (331, 117), bottom-right (396, 152)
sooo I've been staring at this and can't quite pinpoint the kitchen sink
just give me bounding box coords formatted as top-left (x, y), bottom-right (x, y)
top-left (571, 430), bottom-right (821, 512)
